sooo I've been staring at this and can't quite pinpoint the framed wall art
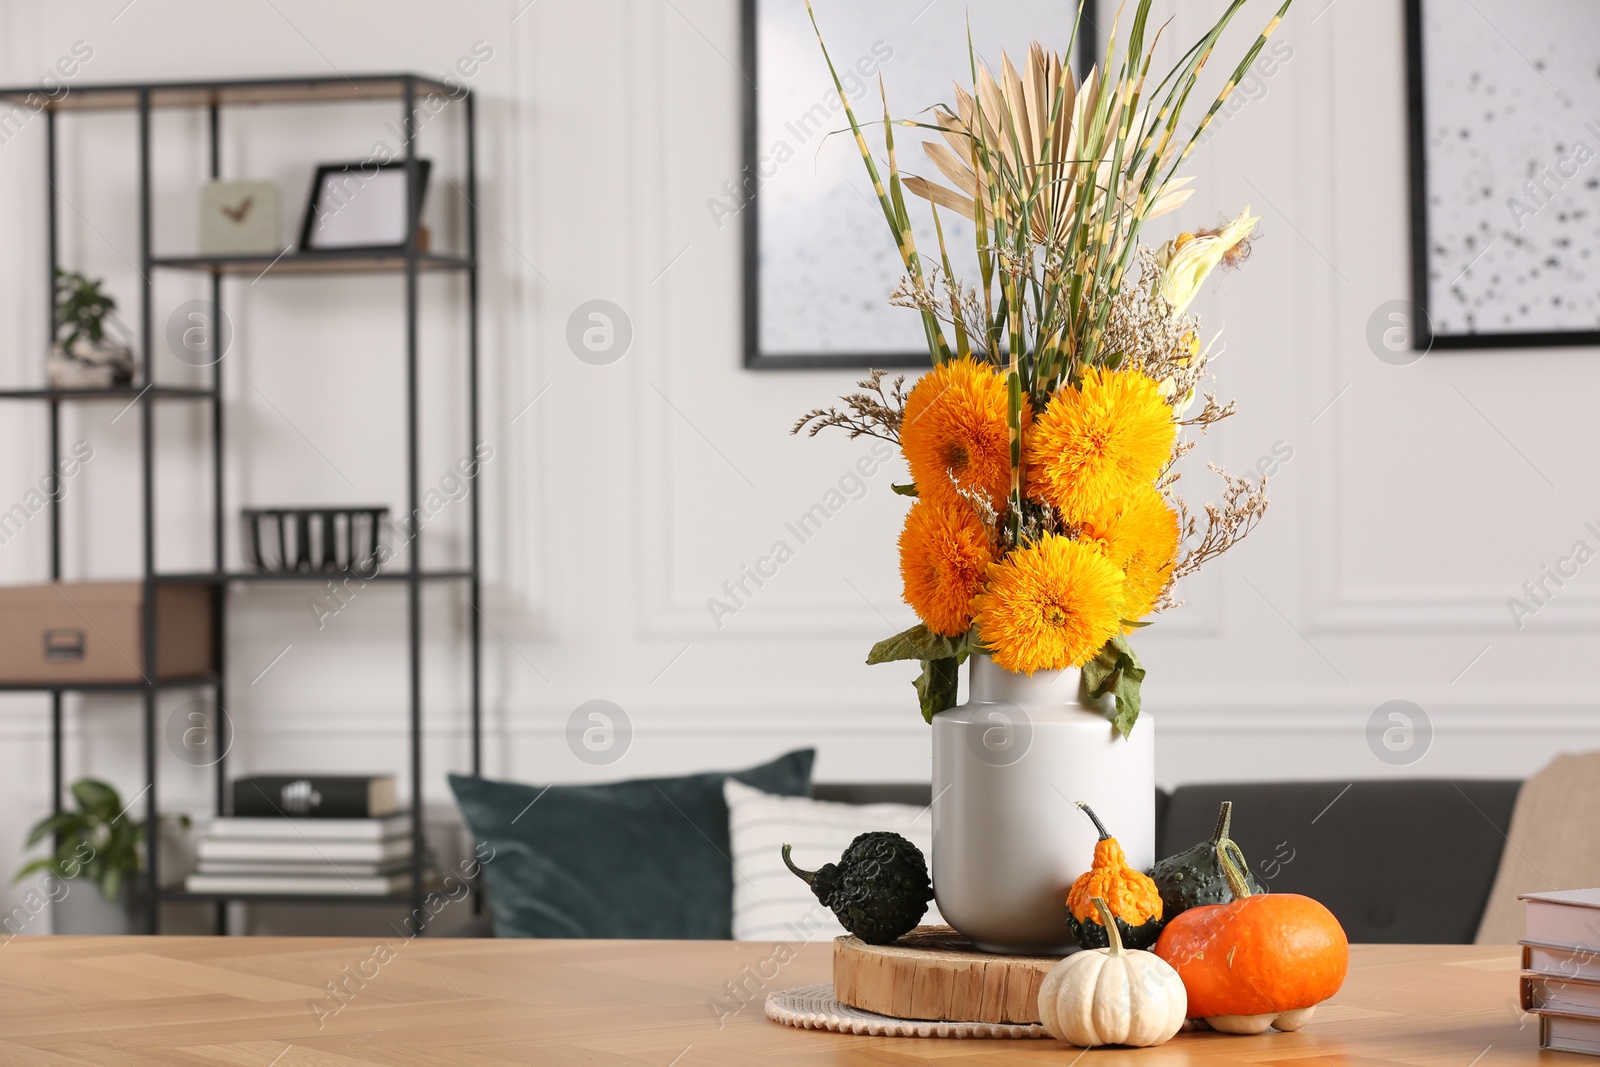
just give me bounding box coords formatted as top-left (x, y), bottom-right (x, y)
top-left (1406, 0), bottom-right (1600, 349)
top-left (741, 0), bottom-right (1099, 369)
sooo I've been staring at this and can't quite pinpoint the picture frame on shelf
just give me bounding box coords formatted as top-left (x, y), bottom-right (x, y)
top-left (298, 159), bottom-right (432, 254)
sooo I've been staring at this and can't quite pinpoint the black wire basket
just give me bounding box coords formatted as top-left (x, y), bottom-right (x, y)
top-left (242, 506), bottom-right (388, 575)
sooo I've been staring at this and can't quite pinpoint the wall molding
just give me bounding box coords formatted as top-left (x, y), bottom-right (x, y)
top-left (6, 687), bottom-right (1597, 742)
top-left (1291, 2), bottom-right (1600, 638)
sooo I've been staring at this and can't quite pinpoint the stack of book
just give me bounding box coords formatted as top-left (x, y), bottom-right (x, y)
top-left (185, 774), bottom-right (413, 897)
top-left (1520, 888), bottom-right (1600, 1055)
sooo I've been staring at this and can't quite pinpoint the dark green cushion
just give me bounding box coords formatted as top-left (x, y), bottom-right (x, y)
top-left (448, 749), bottom-right (814, 939)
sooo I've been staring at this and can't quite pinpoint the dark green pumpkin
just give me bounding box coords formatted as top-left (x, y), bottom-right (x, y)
top-left (1147, 800), bottom-right (1264, 919)
top-left (782, 832), bottom-right (932, 945)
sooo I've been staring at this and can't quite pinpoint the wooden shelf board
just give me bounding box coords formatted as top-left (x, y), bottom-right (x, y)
top-left (0, 674), bottom-right (217, 692)
top-left (151, 252), bottom-right (472, 276)
top-left (155, 570), bottom-right (473, 584)
top-left (160, 890), bottom-right (417, 905)
top-left (0, 386), bottom-right (213, 402)
top-left (0, 74), bottom-right (459, 113)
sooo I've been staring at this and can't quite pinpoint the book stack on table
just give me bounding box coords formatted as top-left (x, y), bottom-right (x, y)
top-left (1521, 889), bottom-right (1600, 1056)
top-left (185, 775), bottom-right (413, 897)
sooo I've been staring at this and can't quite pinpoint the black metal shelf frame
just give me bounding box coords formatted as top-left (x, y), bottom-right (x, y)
top-left (159, 890), bottom-right (417, 906)
top-left (17, 74), bottom-right (482, 934)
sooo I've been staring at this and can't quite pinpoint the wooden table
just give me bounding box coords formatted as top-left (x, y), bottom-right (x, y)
top-left (0, 938), bottom-right (1547, 1064)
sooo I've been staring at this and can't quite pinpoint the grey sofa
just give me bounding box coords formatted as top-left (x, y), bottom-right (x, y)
top-left (436, 778), bottom-right (1522, 942)
top-left (816, 780), bottom-right (1522, 944)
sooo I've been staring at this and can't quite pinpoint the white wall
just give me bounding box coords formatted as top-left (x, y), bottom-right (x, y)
top-left (0, 0), bottom-right (1597, 931)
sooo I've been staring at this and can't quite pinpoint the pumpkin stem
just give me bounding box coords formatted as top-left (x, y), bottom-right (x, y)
top-left (781, 844), bottom-right (816, 886)
top-left (1211, 800), bottom-right (1233, 845)
top-left (1091, 896), bottom-right (1125, 956)
top-left (1217, 838), bottom-right (1255, 900)
top-left (1074, 801), bottom-right (1112, 841)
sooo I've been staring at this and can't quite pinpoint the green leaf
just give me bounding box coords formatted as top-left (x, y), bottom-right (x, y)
top-left (867, 624), bottom-right (966, 665)
top-left (929, 201), bottom-right (970, 360)
top-left (866, 625), bottom-right (971, 723)
top-left (1083, 635), bottom-right (1147, 740)
top-left (24, 812), bottom-right (83, 849)
top-left (101, 865), bottom-right (122, 903)
top-left (13, 858), bottom-right (63, 882)
top-left (891, 482), bottom-right (919, 498)
top-left (70, 778), bottom-right (120, 819)
top-left (915, 657), bottom-right (963, 724)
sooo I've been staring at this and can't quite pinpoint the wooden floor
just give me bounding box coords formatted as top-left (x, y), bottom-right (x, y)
top-left (0, 937), bottom-right (1548, 1064)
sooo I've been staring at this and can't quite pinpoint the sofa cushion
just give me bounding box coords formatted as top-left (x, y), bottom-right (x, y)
top-left (1160, 779), bottom-right (1521, 943)
top-left (1477, 751), bottom-right (1600, 943)
top-left (448, 749), bottom-right (814, 939)
top-left (726, 779), bottom-right (946, 941)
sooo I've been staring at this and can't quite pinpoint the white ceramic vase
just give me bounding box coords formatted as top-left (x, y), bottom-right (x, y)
top-left (931, 653), bottom-right (1156, 954)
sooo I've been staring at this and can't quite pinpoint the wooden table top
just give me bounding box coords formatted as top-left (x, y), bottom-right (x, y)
top-left (0, 937), bottom-right (1546, 1065)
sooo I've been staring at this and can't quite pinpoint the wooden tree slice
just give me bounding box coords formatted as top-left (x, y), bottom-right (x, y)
top-left (833, 926), bottom-right (1065, 1025)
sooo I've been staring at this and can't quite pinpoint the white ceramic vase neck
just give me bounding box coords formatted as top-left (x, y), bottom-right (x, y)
top-left (966, 654), bottom-right (1111, 710)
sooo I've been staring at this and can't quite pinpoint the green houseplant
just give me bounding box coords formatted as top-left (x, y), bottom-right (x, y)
top-left (15, 778), bottom-right (185, 933)
top-left (48, 268), bottom-right (135, 388)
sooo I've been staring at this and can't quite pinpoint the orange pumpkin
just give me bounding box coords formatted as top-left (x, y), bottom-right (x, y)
top-left (1153, 841), bottom-right (1348, 1034)
top-left (1065, 802), bottom-right (1164, 950)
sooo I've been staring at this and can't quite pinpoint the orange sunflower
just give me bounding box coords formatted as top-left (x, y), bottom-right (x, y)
top-left (971, 534), bottom-right (1125, 674)
top-left (1078, 487), bottom-right (1181, 625)
top-left (899, 499), bottom-right (993, 636)
top-left (1024, 367), bottom-right (1176, 521)
top-left (901, 356), bottom-right (1029, 511)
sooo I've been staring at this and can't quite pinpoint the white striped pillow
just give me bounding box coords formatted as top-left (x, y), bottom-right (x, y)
top-left (724, 778), bottom-right (943, 942)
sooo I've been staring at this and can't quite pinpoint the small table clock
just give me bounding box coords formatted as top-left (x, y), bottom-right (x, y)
top-left (199, 179), bottom-right (281, 255)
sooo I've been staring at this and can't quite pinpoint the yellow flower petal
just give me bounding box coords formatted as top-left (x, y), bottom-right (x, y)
top-left (900, 499), bottom-right (994, 637)
top-left (972, 534), bottom-right (1125, 674)
top-left (1157, 208), bottom-right (1258, 314)
top-left (1024, 367), bottom-right (1177, 521)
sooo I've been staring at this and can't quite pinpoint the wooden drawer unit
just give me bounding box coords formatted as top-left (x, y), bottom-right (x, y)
top-left (0, 581), bottom-right (213, 684)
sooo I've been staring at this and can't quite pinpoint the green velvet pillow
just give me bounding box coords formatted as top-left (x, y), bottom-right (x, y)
top-left (448, 749), bottom-right (814, 939)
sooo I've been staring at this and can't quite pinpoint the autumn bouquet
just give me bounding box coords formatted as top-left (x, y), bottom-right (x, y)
top-left (795, 1), bottom-right (1288, 734)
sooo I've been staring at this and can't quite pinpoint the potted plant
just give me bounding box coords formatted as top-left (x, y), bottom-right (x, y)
top-left (14, 778), bottom-right (185, 934)
top-left (795, 3), bottom-right (1285, 952)
top-left (47, 268), bottom-right (135, 389)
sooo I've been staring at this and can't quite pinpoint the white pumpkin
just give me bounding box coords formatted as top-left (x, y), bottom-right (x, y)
top-left (1038, 897), bottom-right (1188, 1048)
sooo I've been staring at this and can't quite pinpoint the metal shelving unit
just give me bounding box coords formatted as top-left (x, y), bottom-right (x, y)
top-left (0, 73), bottom-right (482, 934)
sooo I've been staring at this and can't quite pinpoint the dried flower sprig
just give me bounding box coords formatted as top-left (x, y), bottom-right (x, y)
top-left (1182, 393), bottom-right (1237, 432)
top-left (889, 271), bottom-right (990, 360)
top-left (791, 369), bottom-right (908, 445)
top-left (1101, 249), bottom-right (1198, 377)
top-left (1167, 464), bottom-right (1270, 586)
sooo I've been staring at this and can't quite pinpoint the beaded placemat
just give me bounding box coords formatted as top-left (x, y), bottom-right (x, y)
top-left (765, 984), bottom-right (1051, 1040)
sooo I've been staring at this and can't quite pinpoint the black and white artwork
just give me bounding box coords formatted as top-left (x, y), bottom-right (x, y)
top-left (1408, 0), bottom-right (1600, 347)
top-left (741, 0), bottom-right (1095, 368)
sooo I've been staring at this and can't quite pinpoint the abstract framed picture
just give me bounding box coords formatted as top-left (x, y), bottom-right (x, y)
top-left (1406, 0), bottom-right (1600, 349)
top-left (741, 0), bottom-right (1098, 369)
